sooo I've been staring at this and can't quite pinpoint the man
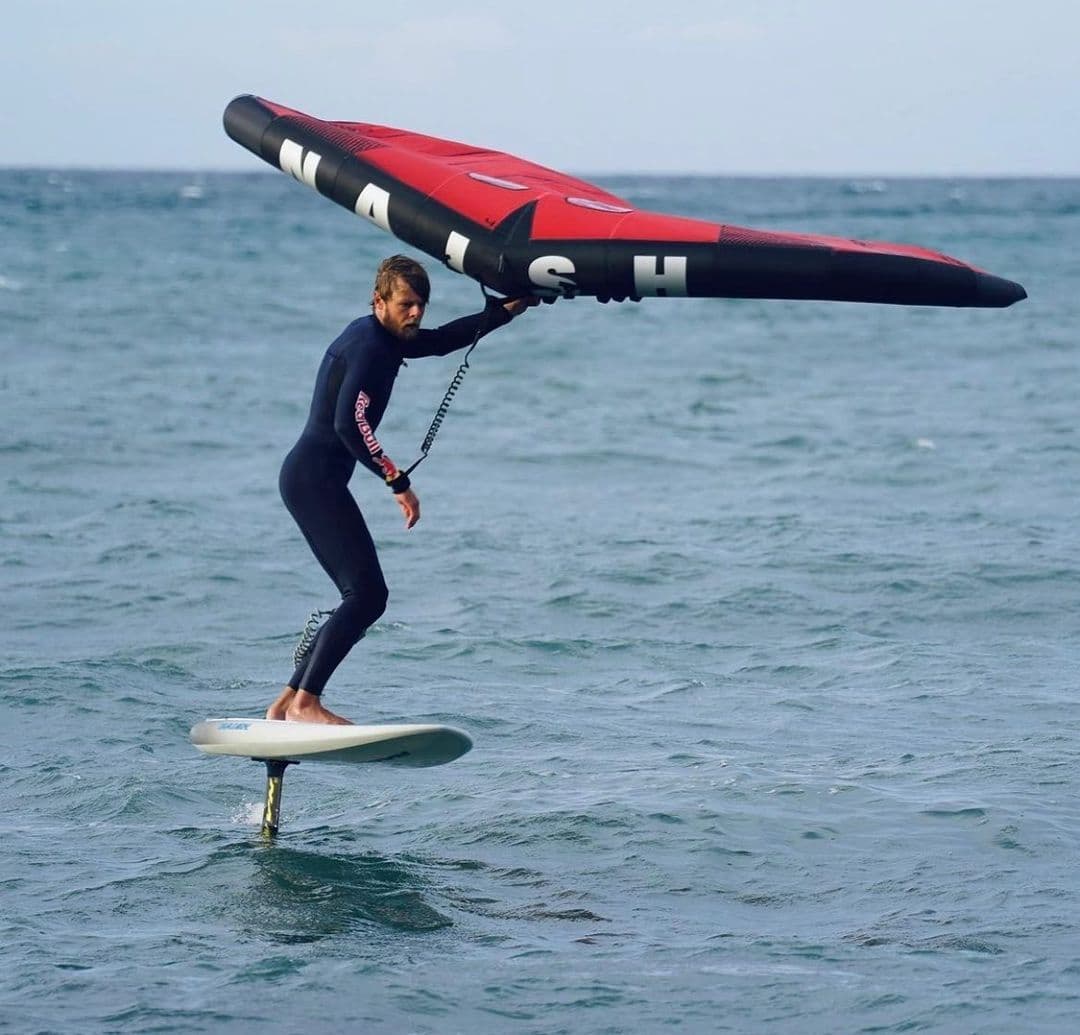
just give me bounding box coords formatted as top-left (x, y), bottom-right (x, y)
top-left (266, 255), bottom-right (538, 724)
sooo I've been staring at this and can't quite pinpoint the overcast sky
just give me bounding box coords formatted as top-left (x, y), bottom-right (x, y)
top-left (3, 0), bottom-right (1077, 175)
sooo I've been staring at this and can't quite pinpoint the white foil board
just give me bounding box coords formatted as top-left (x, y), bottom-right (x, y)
top-left (190, 718), bottom-right (472, 767)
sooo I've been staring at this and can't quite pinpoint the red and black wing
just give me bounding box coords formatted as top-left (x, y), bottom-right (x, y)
top-left (224, 95), bottom-right (1025, 308)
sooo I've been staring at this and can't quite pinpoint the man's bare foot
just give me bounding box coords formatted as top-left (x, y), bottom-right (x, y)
top-left (285, 689), bottom-right (353, 725)
top-left (266, 686), bottom-right (297, 720)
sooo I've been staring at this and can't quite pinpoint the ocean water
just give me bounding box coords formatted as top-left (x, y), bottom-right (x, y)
top-left (1, 169), bottom-right (1077, 1033)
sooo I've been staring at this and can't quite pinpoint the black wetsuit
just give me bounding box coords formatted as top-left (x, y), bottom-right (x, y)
top-left (280, 301), bottom-right (513, 695)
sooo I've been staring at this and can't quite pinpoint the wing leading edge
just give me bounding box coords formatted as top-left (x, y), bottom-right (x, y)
top-left (223, 95), bottom-right (1026, 308)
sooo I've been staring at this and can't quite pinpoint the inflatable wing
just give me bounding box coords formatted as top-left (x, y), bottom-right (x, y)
top-left (223, 96), bottom-right (1025, 308)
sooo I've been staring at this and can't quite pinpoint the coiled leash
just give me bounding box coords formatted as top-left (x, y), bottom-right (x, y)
top-left (404, 282), bottom-right (496, 476)
top-left (292, 608), bottom-right (336, 666)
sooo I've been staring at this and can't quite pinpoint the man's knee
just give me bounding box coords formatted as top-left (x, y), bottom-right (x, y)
top-left (340, 580), bottom-right (388, 631)
top-left (370, 581), bottom-right (389, 623)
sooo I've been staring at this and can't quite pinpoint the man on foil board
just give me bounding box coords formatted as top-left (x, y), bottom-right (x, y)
top-left (265, 255), bottom-right (539, 724)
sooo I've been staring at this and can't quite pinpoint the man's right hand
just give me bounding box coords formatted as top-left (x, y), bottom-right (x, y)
top-left (503, 296), bottom-right (541, 317)
top-left (395, 488), bottom-right (420, 529)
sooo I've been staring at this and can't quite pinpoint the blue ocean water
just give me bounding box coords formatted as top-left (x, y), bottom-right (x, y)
top-left (1, 169), bottom-right (1077, 1033)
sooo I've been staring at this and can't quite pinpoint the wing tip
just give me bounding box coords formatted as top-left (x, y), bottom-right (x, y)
top-left (976, 272), bottom-right (1027, 308)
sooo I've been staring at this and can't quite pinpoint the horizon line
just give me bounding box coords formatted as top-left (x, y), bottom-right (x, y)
top-left (2, 165), bottom-right (1078, 180)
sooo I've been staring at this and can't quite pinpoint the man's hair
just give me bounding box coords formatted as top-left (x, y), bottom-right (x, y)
top-left (372, 255), bottom-right (430, 307)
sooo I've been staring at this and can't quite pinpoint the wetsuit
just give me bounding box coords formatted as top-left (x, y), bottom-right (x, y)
top-left (280, 300), bottom-right (513, 695)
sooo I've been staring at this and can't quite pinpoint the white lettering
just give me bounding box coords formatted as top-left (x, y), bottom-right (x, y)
top-left (528, 255), bottom-right (578, 297)
top-left (355, 183), bottom-right (391, 232)
top-left (445, 231), bottom-right (470, 274)
top-left (633, 255), bottom-right (688, 297)
top-left (279, 138), bottom-right (321, 189)
top-left (355, 390), bottom-right (399, 481)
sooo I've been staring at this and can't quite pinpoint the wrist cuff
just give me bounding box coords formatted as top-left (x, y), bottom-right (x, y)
top-left (388, 473), bottom-right (411, 494)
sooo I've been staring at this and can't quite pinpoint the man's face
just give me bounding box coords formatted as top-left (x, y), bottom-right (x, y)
top-left (374, 277), bottom-right (426, 340)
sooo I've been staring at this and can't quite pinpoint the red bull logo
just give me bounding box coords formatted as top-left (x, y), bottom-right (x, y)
top-left (355, 390), bottom-right (400, 482)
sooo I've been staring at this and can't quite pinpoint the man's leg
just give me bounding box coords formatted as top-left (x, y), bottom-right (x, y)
top-left (273, 485), bottom-right (389, 723)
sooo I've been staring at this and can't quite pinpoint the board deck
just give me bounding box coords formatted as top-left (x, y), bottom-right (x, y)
top-left (190, 718), bottom-right (472, 767)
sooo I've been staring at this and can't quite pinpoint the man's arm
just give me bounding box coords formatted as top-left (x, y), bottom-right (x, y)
top-left (402, 296), bottom-right (539, 359)
top-left (332, 364), bottom-right (412, 495)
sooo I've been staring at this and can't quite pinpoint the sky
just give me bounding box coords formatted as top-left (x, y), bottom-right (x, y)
top-left (2, 0), bottom-right (1077, 175)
